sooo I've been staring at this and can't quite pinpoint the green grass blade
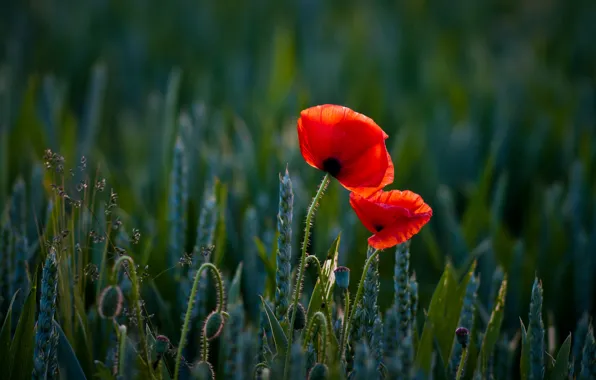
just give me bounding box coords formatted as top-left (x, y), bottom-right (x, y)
top-left (9, 285), bottom-right (36, 380)
top-left (228, 262), bottom-right (244, 305)
top-left (54, 320), bottom-right (88, 380)
top-left (549, 333), bottom-right (571, 380)
top-left (415, 261), bottom-right (475, 374)
top-left (306, 233), bottom-right (340, 322)
top-left (0, 290), bottom-right (19, 371)
top-left (521, 319), bottom-right (530, 380)
top-left (478, 275), bottom-right (507, 374)
top-left (260, 295), bottom-right (288, 355)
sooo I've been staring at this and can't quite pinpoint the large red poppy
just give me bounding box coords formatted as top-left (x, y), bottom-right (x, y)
top-left (349, 190), bottom-right (432, 250)
top-left (297, 104), bottom-right (394, 196)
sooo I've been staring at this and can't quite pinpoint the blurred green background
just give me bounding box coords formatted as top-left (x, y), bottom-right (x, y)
top-left (1, 0), bottom-right (595, 345)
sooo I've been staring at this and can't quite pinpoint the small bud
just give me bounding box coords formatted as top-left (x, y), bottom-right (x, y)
top-left (98, 285), bottom-right (124, 319)
top-left (258, 367), bottom-right (271, 380)
top-left (308, 363), bottom-right (329, 380)
top-left (334, 266), bottom-right (350, 290)
top-left (287, 303), bottom-right (307, 330)
top-left (203, 311), bottom-right (225, 340)
top-left (155, 335), bottom-right (170, 355)
top-left (192, 361), bottom-right (215, 380)
top-left (455, 327), bottom-right (470, 348)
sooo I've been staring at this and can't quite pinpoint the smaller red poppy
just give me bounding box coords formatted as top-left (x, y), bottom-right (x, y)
top-left (297, 104), bottom-right (394, 196)
top-left (349, 190), bottom-right (432, 250)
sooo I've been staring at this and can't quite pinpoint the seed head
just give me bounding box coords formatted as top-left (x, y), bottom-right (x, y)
top-left (287, 303), bottom-right (307, 330)
top-left (334, 266), bottom-right (350, 290)
top-left (98, 285), bottom-right (124, 319)
top-left (192, 361), bottom-right (215, 380)
top-left (203, 311), bottom-right (225, 341)
top-left (155, 335), bottom-right (170, 355)
top-left (308, 363), bottom-right (329, 380)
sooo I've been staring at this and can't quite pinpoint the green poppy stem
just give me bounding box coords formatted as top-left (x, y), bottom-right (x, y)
top-left (174, 262), bottom-right (224, 380)
top-left (456, 346), bottom-right (468, 380)
top-left (339, 289), bottom-right (350, 363)
top-left (283, 173), bottom-right (330, 380)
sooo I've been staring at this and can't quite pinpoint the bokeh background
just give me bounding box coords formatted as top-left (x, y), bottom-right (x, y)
top-left (1, 0), bottom-right (596, 354)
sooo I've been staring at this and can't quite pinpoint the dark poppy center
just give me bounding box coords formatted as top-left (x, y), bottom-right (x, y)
top-left (322, 157), bottom-right (341, 177)
top-left (374, 225), bottom-right (384, 232)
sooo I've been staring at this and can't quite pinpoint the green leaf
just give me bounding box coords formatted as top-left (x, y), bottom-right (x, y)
top-left (55, 320), bottom-right (88, 380)
top-left (415, 261), bottom-right (475, 374)
top-left (549, 333), bottom-right (571, 380)
top-left (463, 322), bottom-right (480, 380)
top-left (0, 290), bottom-right (19, 371)
top-left (306, 234), bottom-right (341, 359)
top-left (433, 337), bottom-right (449, 380)
top-left (306, 234), bottom-right (340, 322)
top-left (520, 319), bottom-right (530, 380)
top-left (259, 296), bottom-right (288, 355)
top-left (545, 352), bottom-right (556, 373)
top-left (478, 275), bottom-right (508, 373)
top-left (93, 361), bottom-right (114, 380)
top-left (9, 285), bottom-right (36, 380)
top-left (228, 262), bottom-right (244, 305)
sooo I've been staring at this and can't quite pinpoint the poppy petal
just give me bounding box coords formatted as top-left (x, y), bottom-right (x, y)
top-left (349, 191), bottom-right (396, 233)
top-left (350, 189), bottom-right (432, 250)
top-left (345, 152), bottom-right (394, 197)
top-left (297, 104), bottom-right (392, 192)
top-left (373, 189), bottom-right (432, 215)
top-left (367, 213), bottom-right (431, 249)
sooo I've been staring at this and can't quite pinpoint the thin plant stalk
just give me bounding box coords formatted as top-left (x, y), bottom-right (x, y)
top-left (201, 334), bottom-right (208, 362)
top-left (283, 173), bottom-right (330, 380)
top-left (96, 221), bottom-right (112, 296)
top-left (339, 289), bottom-right (351, 363)
top-left (117, 324), bottom-right (127, 378)
top-left (340, 248), bottom-right (381, 359)
top-left (111, 255), bottom-right (148, 366)
top-left (456, 346), bottom-right (468, 380)
top-left (303, 311), bottom-right (329, 364)
top-left (174, 262), bottom-right (224, 380)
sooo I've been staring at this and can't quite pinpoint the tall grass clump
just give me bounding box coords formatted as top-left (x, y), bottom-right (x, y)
top-left (275, 168), bottom-right (293, 322)
top-left (32, 248), bottom-right (58, 379)
top-left (528, 277), bottom-right (545, 380)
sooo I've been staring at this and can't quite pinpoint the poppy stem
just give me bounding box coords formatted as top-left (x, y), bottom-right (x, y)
top-left (339, 288), bottom-right (350, 364)
top-left (339, 247), bottom-right (381, 363)
top-left (283, 173), bottom-right (330, 380)
top-left (174, 262), bottom-right (224, 380)
top-left (456, 345), bottom-right (468, 380)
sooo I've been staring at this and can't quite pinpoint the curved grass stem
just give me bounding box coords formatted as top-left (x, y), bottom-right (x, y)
top-left (283, 173), bottom-right (330, 380)
top-left (174, 262), bottom-right (224, 380)
top-left (303, 311), bottom-right (329, 364)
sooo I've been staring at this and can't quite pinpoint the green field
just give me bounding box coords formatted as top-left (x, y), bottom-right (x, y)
top-left (1, 0), bottom-right (595, 379)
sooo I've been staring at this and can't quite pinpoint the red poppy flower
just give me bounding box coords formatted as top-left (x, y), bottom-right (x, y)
top-left (349, 190), bottom-right (432, 250)
top-left (297, 104), bottom-right (394, 196)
